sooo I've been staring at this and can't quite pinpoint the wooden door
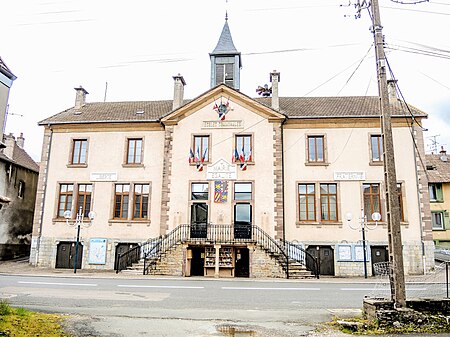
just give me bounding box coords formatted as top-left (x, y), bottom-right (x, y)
top-left (56, 241), bottom-right (83, 269)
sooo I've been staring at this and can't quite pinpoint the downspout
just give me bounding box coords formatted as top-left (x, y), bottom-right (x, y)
top-left (35, 124), bottom-right (53, 266)
top-left (412, 121), bottom-right (426, 274)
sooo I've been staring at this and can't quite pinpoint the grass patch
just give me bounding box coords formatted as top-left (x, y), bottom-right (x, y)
top-left (328, 315), bottom-right (450, 335)
top-left (0, 300), bottom-right (69, 337)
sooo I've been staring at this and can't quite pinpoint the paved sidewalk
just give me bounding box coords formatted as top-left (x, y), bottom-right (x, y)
top-left (0, 257), bottom-right (437, 284)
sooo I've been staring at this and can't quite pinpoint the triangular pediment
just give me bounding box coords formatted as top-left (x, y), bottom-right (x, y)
top-left (161, 84), bottom-right (285, 125)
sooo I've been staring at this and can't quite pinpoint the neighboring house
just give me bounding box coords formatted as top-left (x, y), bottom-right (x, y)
top-left (0, 134), bottom-right (39, 259)
top-left (0, 57), bottom-right (39, 259)
top-left (0, 56), bottom-right (16, 149)
top-left (426, 148), bottom-right (450, 248)
top-left (30, 18), bottom-right (433, 277)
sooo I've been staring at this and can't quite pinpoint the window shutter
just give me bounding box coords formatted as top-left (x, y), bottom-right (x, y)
top-left (444, 211), bottom-right (450, 230)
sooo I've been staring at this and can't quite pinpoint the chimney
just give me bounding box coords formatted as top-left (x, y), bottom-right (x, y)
top-left (172, 74), bottom-right (186, 111)
top-left (440, 146), bottom-right (448, 162)
top-left (3, 133), bottom-right (15, 159)
top-left (74, 86), bottom-right (89, 109)
top-left (16, 132), bottom-right (24, 148)
top-left (387, 79), bottom-right (398, 103)
top-left (270, 70), bottom-right (280, 111)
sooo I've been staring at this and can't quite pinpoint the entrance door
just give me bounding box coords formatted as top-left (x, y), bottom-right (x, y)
top-left (306, 246), bottom-right (335, 276)
top-left (234, 203), bottom-right (252, 239)
top-left (190, 246), bottom-right (205, 276)
top-left (235, 248), bottom-right (249, 277)
top-left (191, 203), bottom-right (208, 238)
top-left (56, 241), bottom-right (83, 269)
top-left (115, 243), bottom-right (139, 270)
top-left (371, 245), bottom-right (389, 276)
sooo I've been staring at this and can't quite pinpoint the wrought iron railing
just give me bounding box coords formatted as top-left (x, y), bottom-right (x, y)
top-left (115, 223), bottom-right (319, 278)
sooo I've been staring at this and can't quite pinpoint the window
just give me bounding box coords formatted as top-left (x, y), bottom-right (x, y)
top-left (363, 183), bottom-right (382, 221)
top-left (133, 184), bottom-right (149, 219)
top-left (193, 136), bottom-right (209, 163)
top-left (298, 184), bottom-right (316, 221)
top-left (191, 183), bottom-right (209, 200)
top-left (320, 183), bottom-right (337, 221)
top-left (307, 136), bottom-right (325, 163)
top-left (397, 183), bottom-right (404, 222)
top-left (114, 184), bottom-right (130, 219)
top-left (234, 183), bottom-right (252, 200)
top-left (58, 184), bottom-right (74, 217)
top-left (429, 183), bottom-right (443, 202)
top-left (76, 184), bottom-right (92, 217)
top-left (432, 212), bottom-right (444, 230)
top-left (126, 138), bottom-right (143, 164)
top-left (371, 135), bottom-right (383, 162)
top-left (18, 180), bottom-right (25, 198)
top-left (71, 139), bottom-right (88, 165)
top-left (235, 135), bottom-right (252, 163)
top-left (215, 63), bottom-right (234, 86)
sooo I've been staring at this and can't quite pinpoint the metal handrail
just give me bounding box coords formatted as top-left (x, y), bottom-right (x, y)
top-left (115, 223), bottom-right (318, 278)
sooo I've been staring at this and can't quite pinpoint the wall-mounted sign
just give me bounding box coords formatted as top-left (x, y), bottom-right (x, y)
top-left (90, 172), bottom-right (117, 182)
top-left (202, 120), bottom-right (244, 129)
top-left (206, 159), bottom-right (237, 180)
top-left (336, 243), bottom-right (370, 262)
top-left (88, 238), bottom-right (107, 265)
top-left (334, 171), bottom-right (366, 181)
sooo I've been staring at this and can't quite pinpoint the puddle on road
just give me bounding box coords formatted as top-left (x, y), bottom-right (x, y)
top-left (217, 324), bottom-right (256, 336)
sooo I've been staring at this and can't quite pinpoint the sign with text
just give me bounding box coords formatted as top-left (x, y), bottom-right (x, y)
top-left (334, 171), bottom-right (365, 181)
top-left (206, 159), bottom-right (237, 180)
top-left (90, 172), bottom-right (117, 182)
top-left (88, 238), bottom-right (107, 265)
top-left (202, 120), bottom-right (244, 129)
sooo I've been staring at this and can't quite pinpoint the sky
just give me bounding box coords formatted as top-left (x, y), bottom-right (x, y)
top-left (1, 0), bottom-right (449, 161)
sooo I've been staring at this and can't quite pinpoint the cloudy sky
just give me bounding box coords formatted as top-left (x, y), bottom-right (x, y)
top-left (1, 0), bottom-right (449, 161)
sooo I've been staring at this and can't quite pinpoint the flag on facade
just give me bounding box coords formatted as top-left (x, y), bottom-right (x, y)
top-left (233, 148), bottom-right (240, 162)
top-left (189, 148), bottom-right (195, 163)
top-left (214, 181), bottom-right (228, 203)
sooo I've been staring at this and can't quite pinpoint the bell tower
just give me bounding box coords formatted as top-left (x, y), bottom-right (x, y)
top-left (209, 14), bottom-right (242, 90)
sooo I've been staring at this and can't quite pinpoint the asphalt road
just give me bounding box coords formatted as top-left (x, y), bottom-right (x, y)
top-left (0, 275), bottom-right (445, 337)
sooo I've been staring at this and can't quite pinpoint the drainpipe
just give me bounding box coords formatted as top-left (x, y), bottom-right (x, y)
top-left (35, 124), bottom-right (53, 266)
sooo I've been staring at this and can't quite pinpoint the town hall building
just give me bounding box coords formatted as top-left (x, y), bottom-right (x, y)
top-left (29, 18), bottom-right (434, 278)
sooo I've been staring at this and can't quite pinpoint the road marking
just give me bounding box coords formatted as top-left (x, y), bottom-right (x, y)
top-left (222, 287), bottom-right (321, 291)
top-left (18, 281), bottom-right (98, 287)
top-left (117, 285), bottom-right (204, 289)
top-left (340, 287), bottom-right (428, 291)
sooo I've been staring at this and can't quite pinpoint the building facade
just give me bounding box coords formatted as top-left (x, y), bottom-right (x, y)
top-left (427, 149), bottom-right (450, 248)
top-left (0, 57), bottom-right (39, 259)
top-left (30, 20), bottom-right (433, 277)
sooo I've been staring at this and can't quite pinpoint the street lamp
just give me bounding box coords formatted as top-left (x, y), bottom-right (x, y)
top-left (64, 206), bottom-right (95, 273)
top-left (346, 209), bottom-right (381, 278)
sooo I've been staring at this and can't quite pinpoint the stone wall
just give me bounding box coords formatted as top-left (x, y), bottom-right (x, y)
top-left (148, 243), bottom-right (185, 276)
top-left (250, 245), bottom-right (285, 278)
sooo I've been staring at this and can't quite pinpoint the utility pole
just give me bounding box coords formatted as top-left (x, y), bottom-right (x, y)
top-left (370, 0), bottom-right (406, 308)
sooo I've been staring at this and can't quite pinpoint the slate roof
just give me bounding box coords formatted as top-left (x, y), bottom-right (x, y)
top-left (0, 143), bottom-right (39, 173)
top-left (39, 95), bottom-right (427, 126)
top-left (0, 56), bottom-right (16, 80)
top-left (426, 154), bottom-right (450, 183)
top-left (211, 19), bottom-right (238, 55)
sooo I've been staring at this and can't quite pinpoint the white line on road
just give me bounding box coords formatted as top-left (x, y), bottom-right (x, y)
top-left (340, 288), bottom-right (428, 291)
top-left (18, 281), bottom-right (98, 287)
top-left (117, 285), bottom-right (204, 289)
top-left (222, 287), bottom-right (321, 291)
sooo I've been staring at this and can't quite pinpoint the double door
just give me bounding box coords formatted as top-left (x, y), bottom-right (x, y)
top-left (55, 241), bottom-right (83, 269)
top-left (190, 202), bottom-right (252, 240)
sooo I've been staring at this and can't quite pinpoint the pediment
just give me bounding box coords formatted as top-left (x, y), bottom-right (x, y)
top-left (161, 84), bottom-right (285, 125)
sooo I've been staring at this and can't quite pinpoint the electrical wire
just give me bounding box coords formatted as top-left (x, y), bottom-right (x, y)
top-left (337, 43), bottom-right (374, 95)
top-left (385, 56), bottom-right (429, 176)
